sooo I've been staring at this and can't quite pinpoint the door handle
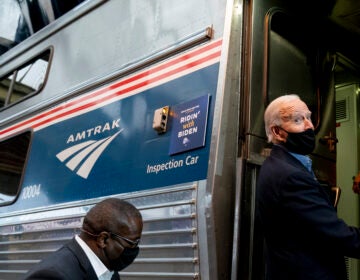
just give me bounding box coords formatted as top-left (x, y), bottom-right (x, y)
top-left (331, 186), bottom-right (341, 208)
top-left (319, 132), bottom-right (338, 153)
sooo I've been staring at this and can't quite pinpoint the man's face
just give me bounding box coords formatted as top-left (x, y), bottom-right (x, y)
top-left (101, 216), bottom-right (143, 271)
top-left (274, 99), bottom-right (314, 142)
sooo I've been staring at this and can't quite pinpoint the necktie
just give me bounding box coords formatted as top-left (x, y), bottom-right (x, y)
top-left (111, 271), bottom-right (120, 280)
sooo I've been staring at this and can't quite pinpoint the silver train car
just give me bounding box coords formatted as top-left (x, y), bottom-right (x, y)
top-left (0, 0), bottom-right (360, 279)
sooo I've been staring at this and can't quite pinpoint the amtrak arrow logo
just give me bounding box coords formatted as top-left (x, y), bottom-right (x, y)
top-left (56, 129), bottom-right (123, 179)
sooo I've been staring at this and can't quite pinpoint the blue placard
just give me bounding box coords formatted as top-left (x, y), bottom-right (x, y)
top-left (169, 95), bottom-right (210, 155)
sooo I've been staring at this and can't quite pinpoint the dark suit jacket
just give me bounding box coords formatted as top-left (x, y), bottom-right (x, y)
top-left (256, 145), bottom-right (360, 280)
top-left (22, 237), bottom-right (98, 280)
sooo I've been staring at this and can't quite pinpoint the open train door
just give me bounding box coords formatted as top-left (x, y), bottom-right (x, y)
top-left (239, 0), bottom-right (360, 279)
top-left (333, 57), bottom-right (360, 280)
top-left (263, 5), bottom-right (360, 280)
top-left (329, 7), bottom-right (360, 280)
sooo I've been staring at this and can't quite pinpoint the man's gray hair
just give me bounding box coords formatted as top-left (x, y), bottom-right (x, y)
top-left (264, 94), bottom-right (300, 142)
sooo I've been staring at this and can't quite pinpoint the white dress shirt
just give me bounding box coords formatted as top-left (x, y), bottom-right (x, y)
top-left (75, 235), bottom-right (112, 280)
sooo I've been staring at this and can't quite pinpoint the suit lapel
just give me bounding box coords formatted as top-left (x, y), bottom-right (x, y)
top-left (65, 238), bottom-right (99, 280)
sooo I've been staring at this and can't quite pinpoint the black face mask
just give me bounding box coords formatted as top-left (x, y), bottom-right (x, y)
top-left (280, 128), bottom-right (316, 155)
top-left (107, 246), bottom-right (139, 272)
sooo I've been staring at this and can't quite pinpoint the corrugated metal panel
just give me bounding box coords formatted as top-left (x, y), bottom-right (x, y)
top-left (0, 182), bottom-right (199, 280)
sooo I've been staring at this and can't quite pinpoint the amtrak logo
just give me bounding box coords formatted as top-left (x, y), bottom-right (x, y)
top-left (56, 129), bottom-right (123, 179)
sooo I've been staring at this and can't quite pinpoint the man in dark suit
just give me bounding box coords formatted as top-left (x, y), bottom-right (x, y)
top-left (22, 198), bottom-right (143, 280)
top-left (256, 94), bottom-right (360, 280)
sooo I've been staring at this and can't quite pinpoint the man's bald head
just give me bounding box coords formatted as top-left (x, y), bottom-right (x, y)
top-left (82, 198), bottom-right (142, 234)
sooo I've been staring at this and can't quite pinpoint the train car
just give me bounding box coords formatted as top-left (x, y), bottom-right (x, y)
top-left (0, 0), bottom-right (359, 279)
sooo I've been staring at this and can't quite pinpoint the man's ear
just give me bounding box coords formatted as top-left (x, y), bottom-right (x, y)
top-left (271, 126), bottom-right (280, 136)
top-left (97, 231), bottom-right (110, 248)
top-left (271, 126), bottom-right (286, 142)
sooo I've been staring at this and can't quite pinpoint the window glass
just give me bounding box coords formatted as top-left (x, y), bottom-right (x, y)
top-left (0, 49), bottom-right (51, 109)
top-left (0, 131), bottom-right (31, 205)
top-left (0, 73), bottom-right (11, 107)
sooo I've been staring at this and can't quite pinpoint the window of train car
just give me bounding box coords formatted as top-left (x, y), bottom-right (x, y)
top-left (0, 49), bottom-right (51, 109)
top-left (0, 131), bottom-right (31, 205)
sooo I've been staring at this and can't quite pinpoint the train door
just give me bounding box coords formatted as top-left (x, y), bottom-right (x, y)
top-left (264, 9), bottom-right (337, 190)
top-left (335, 57), bottom-right (360, 280)
top-left (240, 0), bottom-right (360, 279)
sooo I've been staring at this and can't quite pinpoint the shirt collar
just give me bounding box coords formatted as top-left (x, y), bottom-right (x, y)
top-left (289, 152), bottom-right (312, 173)
top-left (75, 235), bottom-right (111, 279)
